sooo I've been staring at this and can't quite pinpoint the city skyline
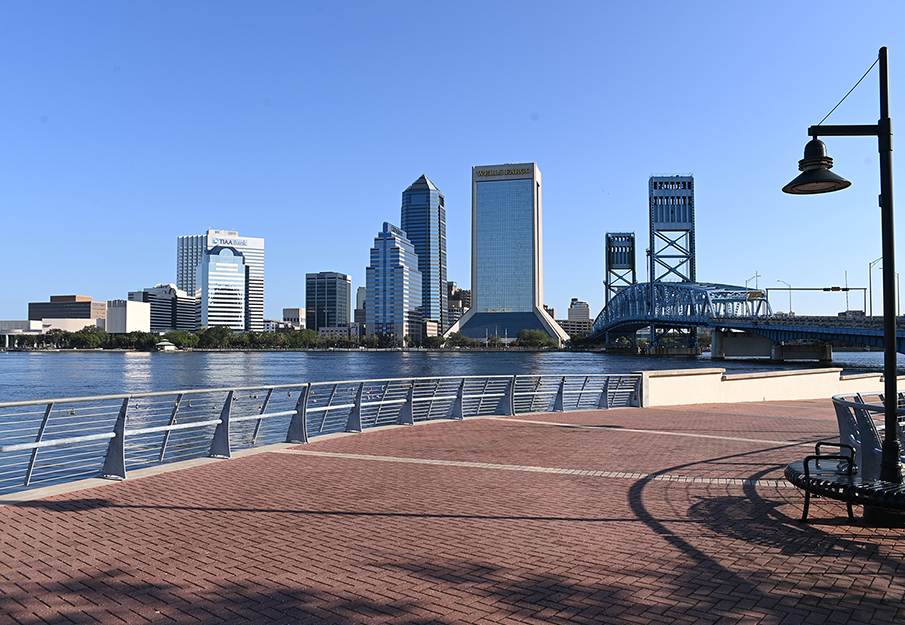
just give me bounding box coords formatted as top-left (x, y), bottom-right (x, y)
top-left (2, 3), bottom-right (903, 321)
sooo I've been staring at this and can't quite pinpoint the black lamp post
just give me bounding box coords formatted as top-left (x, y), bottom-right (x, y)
top-left (783, 46), bottom-right (902, 524)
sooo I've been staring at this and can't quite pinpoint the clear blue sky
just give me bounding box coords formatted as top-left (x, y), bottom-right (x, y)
top-left (2, 1), bottom-right (904, 321)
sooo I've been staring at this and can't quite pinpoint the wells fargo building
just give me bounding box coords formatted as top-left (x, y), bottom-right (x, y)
top-left (446, 163), bottom-right (568, 344)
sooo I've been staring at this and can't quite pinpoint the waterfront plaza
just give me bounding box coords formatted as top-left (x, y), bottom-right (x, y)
top-left (2, 398), bottom-right (902, 624)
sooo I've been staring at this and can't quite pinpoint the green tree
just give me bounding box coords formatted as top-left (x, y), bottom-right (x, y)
top-left (285, 328), bottom-right (319, 348)
top-left (129, 331), bottom-right (158, 350)
top-left (70, 326), bottom-right (106, 349)
top-left (228, 332), bottom-right (250, 349)
top-left (447, 332), bottom-right (478, 348)
top-left (486, 334), bottom-right (503, 347)
top-left (198, 325), bottom-right (233, 348)
top-left (164, 331), bottom-right (193, 348)
top-left (45, 329), bottom-right (68, 349)
top-left (423, 335), bottom-right (445, 349)
top-left (515, 329), bottom-right (556, 348)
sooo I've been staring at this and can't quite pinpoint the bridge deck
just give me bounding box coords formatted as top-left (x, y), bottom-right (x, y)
top-left (2, 401), bottom-right (904, 624)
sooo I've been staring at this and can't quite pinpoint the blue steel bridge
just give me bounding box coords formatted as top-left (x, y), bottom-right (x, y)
top-left (588, 281), bottom-right (905, 354)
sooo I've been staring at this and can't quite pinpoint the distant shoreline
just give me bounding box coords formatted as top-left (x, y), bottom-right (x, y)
top-left (2, 346), bottom-right (572, 354)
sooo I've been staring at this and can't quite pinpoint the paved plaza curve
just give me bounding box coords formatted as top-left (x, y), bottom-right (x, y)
top-left (1, 400), bottom-right (904, 624)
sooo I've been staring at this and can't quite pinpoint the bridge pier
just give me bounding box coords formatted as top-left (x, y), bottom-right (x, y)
top-left (647, 345), bottom-right (703, 356)
top-left (711, 329), bottom-right (832, 363)
top-left (772, 343), bottom-right (833, 363)
top-left (712, 330), bottom-right (773, 359)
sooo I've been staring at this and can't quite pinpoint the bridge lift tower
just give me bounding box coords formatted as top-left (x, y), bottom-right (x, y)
top-left (649, 174), bottom-right (697, 348)
top-left (605, 232), bottom-right (636, 305)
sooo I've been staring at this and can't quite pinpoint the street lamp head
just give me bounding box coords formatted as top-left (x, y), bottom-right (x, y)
top-left (782, 138), bottom-right (852, 194)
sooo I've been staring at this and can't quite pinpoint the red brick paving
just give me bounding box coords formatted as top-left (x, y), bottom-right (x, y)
top-left (1, 399), bottom-right (905, 624)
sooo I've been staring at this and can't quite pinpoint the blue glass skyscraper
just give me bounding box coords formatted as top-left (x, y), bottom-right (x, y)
top-left (400, 175), bottom-right (447, 332)
top-left (446, 163), bottom-right (568, 344)
top-left (366, 223), bottom-right (423, 345)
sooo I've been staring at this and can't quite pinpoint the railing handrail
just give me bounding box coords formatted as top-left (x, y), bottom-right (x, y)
top-left (0, 382), bottom-right (312, 409)
top-left (0, 373), bottom-right (644, 409)
top-left (832, 393), bottom-right (905, 417)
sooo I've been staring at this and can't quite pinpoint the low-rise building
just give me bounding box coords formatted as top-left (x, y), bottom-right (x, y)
top-left (0, 320), bottom-right (42, 348)
top-left (129, 284), bottom-right (197, 333)
top-left (557, 298), bottom-right (593, 337)
top-left (28, 295), bottom-right (106, 322)
top-left (106, 300), bottom-right (151, 334)
top-left (282, 308), bottom-right (305, 329)
top-left (263, 319), bottom-right (294, 333)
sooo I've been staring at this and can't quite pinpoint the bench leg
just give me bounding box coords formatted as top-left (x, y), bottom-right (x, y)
top-left (801, 490), bottom-right (855, 524)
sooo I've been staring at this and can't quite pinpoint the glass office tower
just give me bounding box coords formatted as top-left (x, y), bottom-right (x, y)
top-left (196, 246), bottom-right (246, 331)
top-left (305, 271), bottom-right (352, 331)
top-left (400, 175), bottom-right (447, 332)
top-left (177, 229), bottom-right (264, 332)
top-left (366, 223), bottom-right (423, 345)
top-left (446, 163), bottom-right (568, 344)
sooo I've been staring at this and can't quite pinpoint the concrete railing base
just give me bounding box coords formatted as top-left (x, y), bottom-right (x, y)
top-left (639, 367), bottom-right (887, 407)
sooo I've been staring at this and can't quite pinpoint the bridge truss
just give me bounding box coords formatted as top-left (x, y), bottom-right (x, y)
top-left (589, 281), bottom-right (905, 353)
top-left (591, 282), bottom-right (770, 342)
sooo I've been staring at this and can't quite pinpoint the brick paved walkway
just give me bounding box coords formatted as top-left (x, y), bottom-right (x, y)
top-left (2, 399), bottom-right (904, 624)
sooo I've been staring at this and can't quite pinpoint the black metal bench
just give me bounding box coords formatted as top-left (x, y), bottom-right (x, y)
top-left (785, 442), bottom-right (905, 524)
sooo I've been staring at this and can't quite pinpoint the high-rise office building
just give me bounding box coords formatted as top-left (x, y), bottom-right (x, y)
top-left (400, 175), bottom-right (447, 331)
top-left (129, 284), bottom-right (197, 333)
top-left (446, 163), bottom-right (568, 344)
top-left (176, 229), bottom-right (264, 332)
top-left (366, 223), bottom-right (423, 345)
top-left (353, 286), bottom-right (367, 337)
top-left (305, 272), bottom-right (352, 331)
top-left (196, 246), bottom-right (246, 331)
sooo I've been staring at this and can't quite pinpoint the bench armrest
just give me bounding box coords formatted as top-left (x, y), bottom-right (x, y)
top-left (803, 454), bottom-right (854, 479)
top-left (815, 441), bottom-right (856, 462)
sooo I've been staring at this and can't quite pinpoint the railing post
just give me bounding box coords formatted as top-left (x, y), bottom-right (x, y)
top-left (102, 398), bottom-right (129, 480)
top-left (24, 402), bottom-right (54, 486)
top-left (632, 375), bottom-right (642, 407)
top-left (503, 376), bottom-right (515, 416)
top-left (598, 377), bottom-right (612, 409)
top-left (209, 391), bottom-right (233, 459)
top-left (251, 388), bottom-right (274, 444)
top-left (399, 383), bottom-right (415, 425)
top-left (553, 376), bottom-right (566, 412)
top-left (452, 379), bottom-right (465, 420)
top-left (159, 394), bottom-right (183, 462)
top-left (286, 385), bottom-right (309, 444)
top-left (346, 383), bottom-right (363, 432)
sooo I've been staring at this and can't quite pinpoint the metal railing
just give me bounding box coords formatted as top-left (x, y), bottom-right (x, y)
top-left (0, 373), bottom-right (640, 496)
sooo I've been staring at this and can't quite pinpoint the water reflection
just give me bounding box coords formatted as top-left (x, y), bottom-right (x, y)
top-left (121, 352), bottom-right (153, 392)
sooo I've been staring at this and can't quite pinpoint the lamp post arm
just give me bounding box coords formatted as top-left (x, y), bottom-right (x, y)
top-left (808, 124), bottom-right (880, 137)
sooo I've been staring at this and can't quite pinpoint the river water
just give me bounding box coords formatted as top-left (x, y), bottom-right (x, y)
top-left (0, 349), bottom-right (899, 404)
